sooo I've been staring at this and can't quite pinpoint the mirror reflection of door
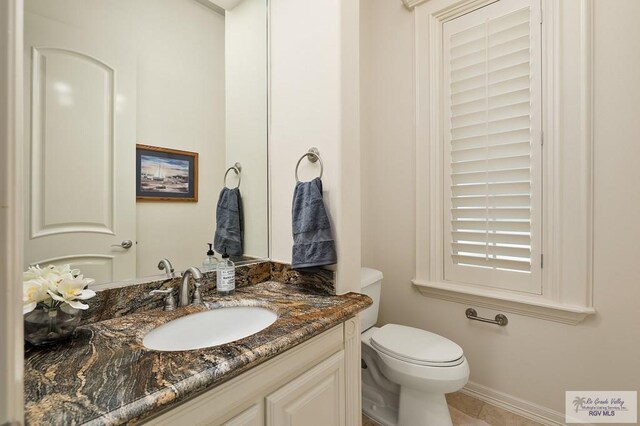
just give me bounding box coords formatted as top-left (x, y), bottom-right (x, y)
top-left (24, 8), bottom-right (137, 287)
top-left (23, 0), bottom-right (269, 288)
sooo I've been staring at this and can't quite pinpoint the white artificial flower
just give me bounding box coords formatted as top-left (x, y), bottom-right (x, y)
top-left (23, 265), bottom-right (47, 281)
top-left (46, 271), bottom-right (67, 294)
top-left (23, 264), bottom-right (95, 311)
top-left (47, 274), bottom-right (96, 310)
top-left (23, 264), bottom-right (79, 282)
top-left (56, 264), bottom-right (80, 277)
top-left (23, 277), bottom-right (50, 314)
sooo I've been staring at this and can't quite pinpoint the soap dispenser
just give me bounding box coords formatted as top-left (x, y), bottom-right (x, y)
top-left (202, 243), bottom-right (217, 272)
top-left (216, 250), bottom-right (236, 295)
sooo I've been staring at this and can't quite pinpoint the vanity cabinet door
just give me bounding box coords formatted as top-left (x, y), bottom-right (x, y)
top-left (223, 403), bottom-right (263, 426)
top-left (266, 350), bottom-right (345, 426)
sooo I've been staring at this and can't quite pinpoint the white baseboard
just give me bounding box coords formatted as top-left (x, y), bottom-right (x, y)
top-left (461, 381), bottom-right (596, 426)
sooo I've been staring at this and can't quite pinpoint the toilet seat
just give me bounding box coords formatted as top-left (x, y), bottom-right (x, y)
top-left (370, 324), bottom-right (464, 367)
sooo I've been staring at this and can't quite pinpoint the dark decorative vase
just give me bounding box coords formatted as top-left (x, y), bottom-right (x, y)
top-left (24, 305), bottom-right (81, 346)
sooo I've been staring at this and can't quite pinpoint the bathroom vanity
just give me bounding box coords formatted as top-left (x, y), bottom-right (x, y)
top-left (23, 262), bottom-right (371, 425)
top-left (150, 320), bottom-right (352, 425)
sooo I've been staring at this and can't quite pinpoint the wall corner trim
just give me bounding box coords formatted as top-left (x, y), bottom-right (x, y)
top-left (0, 0), bottom-right (24, 423)
top-left (461, 381), bottom-right (597, 426)
top-left (401, 0), bottom-right (430, 11)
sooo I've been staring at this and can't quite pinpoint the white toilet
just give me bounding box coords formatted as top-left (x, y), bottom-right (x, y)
top-left (360, 267), bottom-right (469, 426)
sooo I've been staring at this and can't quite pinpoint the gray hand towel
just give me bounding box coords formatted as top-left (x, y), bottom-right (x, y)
top-left (214, 187), bottom-right (243, 257)
top-left (291, 177), bottom-right (337, 269)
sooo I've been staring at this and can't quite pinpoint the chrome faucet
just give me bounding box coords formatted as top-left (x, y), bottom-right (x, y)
top-left (157, 258), bottom-right (174, 277)
top-left (179, 267), bottom-right (203, 307)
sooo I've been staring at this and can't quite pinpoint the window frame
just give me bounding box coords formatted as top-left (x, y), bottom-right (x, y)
top-left (412, 0), bottom-right (595, 325)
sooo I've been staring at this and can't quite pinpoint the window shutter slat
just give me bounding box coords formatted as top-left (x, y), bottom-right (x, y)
top-left (488, 62), bottom-right (530, 84)
top-left (451, 181), bottom-right (531, 197)
top-left (452, 101), bottom-right (530, 128)
top-left (451, 129), bottom-right (530, 150)
top-left (451, 168), bottom-right (530, 185)
top-left (451, 220), bottom-right (531, 233)
top-left (488, 9), bottom-right (530, 38)
top-left (452, 115), bottom-right (530, 140)
top-left (451, 195), bottom-right (531, 208)
top-left (452, 154), bottom-right (531, 173)
top-left (452, 243), bottom-right (531, 259)
top-left (451, 208), bottom-right (530, 220)
top-left (452, 231), bottom-right (531, 245)
top-left (443, 0), bottom-right (542, 293)
top-left (488, 75), bottom-right (530, 97)
top-left (451, 255), bottom-right (531, 272)
top-left (452, 141), bottom-right (531, 163)
top-left (451, 76), bottom-right (486, 96)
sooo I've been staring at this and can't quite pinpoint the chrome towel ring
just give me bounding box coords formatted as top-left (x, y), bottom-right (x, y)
top-left (295, 147), bottom-right (323, 183)
top-left (224, 162), bottom-right (242, 189)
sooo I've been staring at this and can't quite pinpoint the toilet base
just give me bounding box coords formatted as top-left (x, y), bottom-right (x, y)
top-left (398, 387), bottom-right (452, 426)
top-left (362, 361), bottom-right (399, 426)
top-left (362, 394), bottom-right (398, 426)
top-left (362, 366), bottom-right (453, 426)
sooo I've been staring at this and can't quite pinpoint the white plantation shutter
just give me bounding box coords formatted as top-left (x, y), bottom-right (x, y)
top-left (442, 0), bottom-right (542, 294)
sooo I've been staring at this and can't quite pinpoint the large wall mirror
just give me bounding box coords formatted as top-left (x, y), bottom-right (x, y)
top-left (23, 0), bottom-right (269, 288)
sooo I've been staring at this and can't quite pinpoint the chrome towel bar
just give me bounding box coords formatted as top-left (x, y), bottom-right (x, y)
top-left (465, 308), bottom-right (508, 326)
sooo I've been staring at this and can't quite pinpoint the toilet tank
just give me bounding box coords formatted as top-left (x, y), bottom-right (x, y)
top-left (360, 267), bottom-right (383, 331)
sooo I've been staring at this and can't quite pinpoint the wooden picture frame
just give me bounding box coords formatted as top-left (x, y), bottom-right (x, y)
top-left (136, 144), bottom-right (198, 202)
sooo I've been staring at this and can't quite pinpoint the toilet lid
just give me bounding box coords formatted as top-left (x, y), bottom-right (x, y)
top-left (370, 324), bottom-right (464, 366)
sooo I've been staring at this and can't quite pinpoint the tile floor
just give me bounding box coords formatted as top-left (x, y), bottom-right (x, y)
top-left (362, 391), bottom-right (543, 426)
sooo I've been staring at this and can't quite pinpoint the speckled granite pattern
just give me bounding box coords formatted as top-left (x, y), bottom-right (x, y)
top-left (24, 281), bottom-right (370, 425)
top-left (270, 263), bottom-right (335, 294)
top-left (81, 261), bottom-right (314, 326)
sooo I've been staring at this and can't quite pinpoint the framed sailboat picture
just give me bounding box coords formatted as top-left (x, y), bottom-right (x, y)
top-left (136, 145), bottom-right (198, 202)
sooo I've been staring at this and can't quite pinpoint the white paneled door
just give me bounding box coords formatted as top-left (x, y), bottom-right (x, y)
top-left (24, 9), bottom-right (136, 286)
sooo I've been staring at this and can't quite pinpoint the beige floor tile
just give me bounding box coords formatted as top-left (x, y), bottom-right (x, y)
top-left (362, 406), bottom-right (492, 426)
top-left (450, 406), bottom-right (492, 426)
top-left (514, 418), bottom-right (545, 426)
top-left (446, 392), bottom-right (485, 418)
top-left (478, 403), bottom-right (543, 426)
top-left (363, 397), bottom-right (543, 426)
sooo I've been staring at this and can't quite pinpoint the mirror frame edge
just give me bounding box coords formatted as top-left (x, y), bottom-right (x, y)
top-left (1, 0), bottom-right (25, 423)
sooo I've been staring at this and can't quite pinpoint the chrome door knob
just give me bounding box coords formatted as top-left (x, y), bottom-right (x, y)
top-left (111, 240), bottom-right (133, 249)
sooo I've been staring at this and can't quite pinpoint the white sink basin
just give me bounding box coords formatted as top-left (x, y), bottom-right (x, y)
top-left (143, 306), bottom-right (278, 351)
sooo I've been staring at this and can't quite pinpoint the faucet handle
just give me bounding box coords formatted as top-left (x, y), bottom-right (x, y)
top-left (192, 280), bottom-right (203, 305)
top-left (150, 288), bottom-right (176, 311)
top-left (157, 258), bottom-right (175, 277)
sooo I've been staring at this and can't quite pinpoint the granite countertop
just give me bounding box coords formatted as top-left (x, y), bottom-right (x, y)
top-left (24, 281), bottom-right (371, 425)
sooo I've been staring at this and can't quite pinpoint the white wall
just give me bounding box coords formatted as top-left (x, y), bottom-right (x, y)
top-left (225, 0), bottom-right (269, 259)
top-left (361, 0), bottom-right (640, 416)
top-left (134, 1), bottom-right (226, 276)
top-left (270, 0), bottom-right (361, 294)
